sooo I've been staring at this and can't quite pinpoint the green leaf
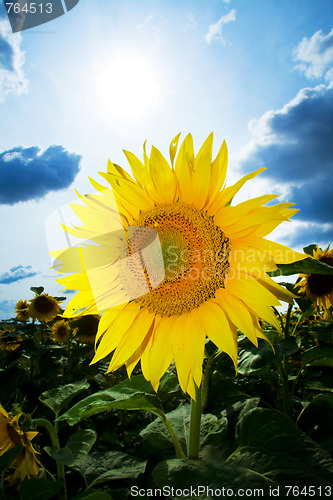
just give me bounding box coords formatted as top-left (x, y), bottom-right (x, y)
top-left (57, 375), bottom-right (163, 425)
top-left (231, 407), bottom-right (333, 485)
top-left (30, 286), bottom-right (44, 295)
top-left (19, 479), bottom-right (64, 500)
top-left (73, 450), bottom-right (146, 488)
top-left (268, 257), bottom-right (333, 277)
top-left (303, 244), bottom-right (318, 256)
top-left (72, 492), bottom-right (113, 500)
top-left (45, 429), bottom-right (97, 466)
top-left (39, 381), bottom-right (90, 415)
top-left (0, 445), bottom-right (23, 472)
top-left (301, 346), bottom-right (333, 367)
top-left (153, 458), bottom-right (272, 494)
top-left (237, 337), bottom-right (300, 376)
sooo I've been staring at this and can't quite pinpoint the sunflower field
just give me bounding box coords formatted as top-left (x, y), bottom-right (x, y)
top-left (1, 136), bottom-right (333, 500)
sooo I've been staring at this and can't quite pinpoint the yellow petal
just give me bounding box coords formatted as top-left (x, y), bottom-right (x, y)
top-left (149, 146), bottom-right (177, 204)
top-left (169, 132), bottom-right (181, 167)
top-left (225, 273), bottom-right (281, 306)
top-left (205, 139), bottom-right (228, 205)
top-left (175, 134), bottom-right (194, 204)
top-left (208, 168), bottom-right (266, 214)
top-left (91, 304), bottom-right (140, 363)
top-left (199, 301), bottom-right (237, 368)
top-left (107, 310), bottom-right (155, 372)
top-left (216, 288), bottom-right (258, 346)
top-left (191, 132), bottom-right (213, 209)
top-left (141, 317), bottom-right (174, 389)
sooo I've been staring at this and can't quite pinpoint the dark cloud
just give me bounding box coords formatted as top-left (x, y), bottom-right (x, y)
top-left (0, 265), bottom-right (38, 284)
top-left (240, 83), bottom-right (333, 225)
top-left (0, 145), bottom-right (82, 204)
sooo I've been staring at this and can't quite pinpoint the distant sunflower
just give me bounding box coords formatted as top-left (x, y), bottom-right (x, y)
top-left (52, 133), bottom-right (305, 398)
top-left (28, 293), bottom-right (60, 322)
top-left (71, 315), bottom-right (99, 343)
top-left (51, 320), bottom-right (71, 343)
top-left (0, 330), bottom-right (21, 351)
top-left (297, 245), bottom-right (333, 317)
top-left (0, 404), bottom-right (40, 482)
top-left (15, 299), bottom-right (30, 322)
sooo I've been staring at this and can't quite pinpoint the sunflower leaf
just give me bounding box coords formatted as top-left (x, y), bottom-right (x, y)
top-left (45, 429), bottom-right (97, 466)
top-left (268, 257), bottom-right (333, 277)
top-left (231, 407), bottom-right (333, 485)
top-left (72, 450), bottom-right (146, 488)
top-left (39, 381), bottom-right (90, 416)
top-left (303, 244), bottom-right (318, 256)
top-left (57, 376), bottom-right (163, 425)
top-left (19, 479), bottom-right (64, 500)
top-left (30, 286), bottom-right (44, 295)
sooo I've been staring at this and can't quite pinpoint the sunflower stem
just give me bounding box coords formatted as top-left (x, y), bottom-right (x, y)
top-left (33, 418), bottom-right (67, 500)
top-left (281, 303), bottom-right (293, 415)
top-left (188, 383), bottom-right (202, 460)
top-left (161, 416), bottom-right (186, 459)
top-left (201, 355), bottom-right (214, 410)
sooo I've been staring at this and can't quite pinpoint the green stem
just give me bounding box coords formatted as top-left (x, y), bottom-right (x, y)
top-left (188, 383), bottom-right (202, 460)
top-left (201, 355), bottom-right (214, 410)
top-left (281, 303), bottom-right (293, 415)
top-left (1, 470), bottom-right (5, 494)
top-left (161, 416), bottom-right (186, 459)
top-left (33, 419), bottom-right (67, 499)
top-left (40, 321), bottom-right (45, 345)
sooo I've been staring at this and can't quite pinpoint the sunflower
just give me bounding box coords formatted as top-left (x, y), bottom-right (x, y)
top-left (0, 330), bottom-right (21, 351)
top-left (51, 319), bottom-right (71, 343)
top-left (0, 404), bottom-right (40, 482)
top-left (71, 315), bottom-right (100, 343)
top-left (296, 245), bottom-right (333, 317)
top-left (28, 293), bottom-right (60, 322)
top-left (51, 133), bottom-right (305, 399)
top-left (15, 299), bottom-right (30, 322)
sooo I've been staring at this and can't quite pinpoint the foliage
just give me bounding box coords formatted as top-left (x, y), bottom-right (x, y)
top-left (0, 266), bottom-right (332, 499)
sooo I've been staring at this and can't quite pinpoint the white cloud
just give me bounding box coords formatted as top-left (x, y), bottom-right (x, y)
top-left (205, 9), bottom-right (236, 45)
top-left (294, 29), bottom-right (333, 81)
top-left (0, 17), bottom-right (27, 101)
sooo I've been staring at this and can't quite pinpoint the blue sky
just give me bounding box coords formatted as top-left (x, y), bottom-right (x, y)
top-left (0, 0), bottom-right (333, 318)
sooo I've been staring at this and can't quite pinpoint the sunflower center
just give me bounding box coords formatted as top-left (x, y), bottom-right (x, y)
top-left (131, 202), bottom-right (230, 316)
top-left (307, 256), bottom-right (333, 296)
top-left (33, 295), bottom-right (55, 314)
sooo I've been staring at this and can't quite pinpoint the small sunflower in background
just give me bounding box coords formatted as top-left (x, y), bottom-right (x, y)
top-left (52, 133), bottom-right (306, 399)
top-left (0, 404), bottom-right (40, 482)
top-left (297, 245), bottom-right (333, 318)
top-left (51, 320), bottom-right (71, 344)
top-left (0, 330), bottom-right (21, 351)
top-left (28, 293), bottom-right (60, 323)
top-left (15, 300), bottom-right (30, 322)
top-left (71, 315), bottom-right (99, 344)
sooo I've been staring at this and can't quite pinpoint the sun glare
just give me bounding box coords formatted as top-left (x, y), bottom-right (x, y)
top-left (91, 52), bottom-right (162, 124)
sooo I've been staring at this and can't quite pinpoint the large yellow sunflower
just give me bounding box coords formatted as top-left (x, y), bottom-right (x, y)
top-left (297, 245), bottom-right (333, 317)
top-left (51, 133), bottom-right (305, 399)
top-left (0, 404), bottom-right (40, 482)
